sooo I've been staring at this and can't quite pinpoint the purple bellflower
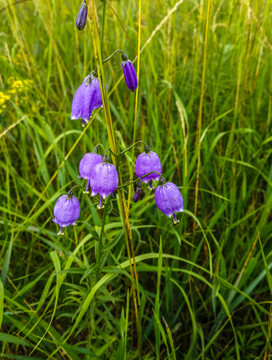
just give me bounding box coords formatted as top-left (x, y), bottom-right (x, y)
top-left (90, 154), bottom-right (119, 209)
top-left (135, 145), bottom-right (162, 190)
top-left (155, 176), bottom-right (184, 224)
top-left (122, 53), bottom-right (138, 92)
top-left (53, 192), bottom-right (80, 235)
top-left (76, 1), bottom-right (88, 31)
top-left (71, 73), bottom-right (103, 127)
top-left (79, 147), bottom-right (103, 193)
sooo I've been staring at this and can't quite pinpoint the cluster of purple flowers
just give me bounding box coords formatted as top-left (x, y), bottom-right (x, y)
top-left (134, 145), bottom-right (184, 224)
top-left (53, 143), bottom-right (183, 234)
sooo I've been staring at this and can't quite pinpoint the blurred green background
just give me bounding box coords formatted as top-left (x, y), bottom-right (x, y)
top-left (0, 0), bottom-right (272, 359)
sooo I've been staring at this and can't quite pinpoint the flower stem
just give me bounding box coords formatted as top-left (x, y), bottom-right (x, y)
top-left (73, 225), bottom-right (78, 246)
top-left (102, 49), bottom-right (126, 64)
top-left (96, 196), bottom-right (110, 275)
top-left (93, 143), bottom-right (104, 153)
top-left (90, 0), bottom-right (116, 156)
top-left (100, 0), bottom-right (106, 54)
top-left (129, 0), bottom-right (142, 220)
top-left (105, 147), bottom-right (119, 158)
top-left (120, 140), bottom-right (147, 155)
top-left (117, 171), bottom-right (162, 190)
top-left (89, 2), bottom-right (141, 352)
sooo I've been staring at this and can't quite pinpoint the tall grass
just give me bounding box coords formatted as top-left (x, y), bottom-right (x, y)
top-left (0, 0), bottom-right (272, 359)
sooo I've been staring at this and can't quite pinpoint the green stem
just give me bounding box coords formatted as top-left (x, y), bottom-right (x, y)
top-left (90, 0), bottom-right (116, 155)
top-left (120, 140), bottom-right (147, 155)
top-left (102, 49), bottom-right (126, 64)
top-left (105, 141), bottom-right (147, 159)
top-left (105, 148), bottom-right (119, 158)
top-left (96, 196), bottom-right (111, 276)
top-left (89, 2), bottom-right (141, 353)
top-left (100, 0), bottom-right (106, 54)
top-left (117, 171), bottom-right (162, 190)
top-left (67, 184), bottom-right (81, 197)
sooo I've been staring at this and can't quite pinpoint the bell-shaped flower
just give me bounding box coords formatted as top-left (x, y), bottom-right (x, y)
top-left (135, 145), bottom-right (162, 190)
top-left (71, 74), bottom-right (103, 126)
top-left (76, 1), bottom-right (88, 31)
top-left (79, 147), bottom-right (103, 193)
top-left (154, 176), bottom-right (183, 224)
top-left (90, 154), bottom-right (119, 209)
top-left (53, 193), bottom-right (80, 235)
top-left (121, 53), bottom-right (138, 92)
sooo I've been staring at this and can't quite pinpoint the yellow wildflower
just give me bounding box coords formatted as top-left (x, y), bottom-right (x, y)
top-left (12, 80), bottom-right (24, 89)
top-left (0, 92), bottom-right (11, 101)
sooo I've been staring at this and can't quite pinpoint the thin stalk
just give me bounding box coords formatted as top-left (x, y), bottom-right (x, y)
top-left (102, 49), bottom-right (125, 63)
top-left (106, 140), bottom-right (147, 158)
top-left (193, 0), bottom-right (211, 233)
top-left (105, 148), bottom-right (119, 158)
top-left (96, 196), bottom-right (111, 277)
top-left (100, 0), bottom-right (106, 54)
top-left (89, 0), bottom-right (116, 155)
top-left (120, 140), bottom-right (147, 155)
top-left (130, 0), bottom-right (142, 210)
top-left (73, 226), bottom-right (78, 246)
top-left (88, 1), bottom-right (141, 353)
top-left (117, 171), bottom-right (162, 190)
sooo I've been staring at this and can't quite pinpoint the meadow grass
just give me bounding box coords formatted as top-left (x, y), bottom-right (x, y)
top-left (0, 0), bottom-right (272, 358)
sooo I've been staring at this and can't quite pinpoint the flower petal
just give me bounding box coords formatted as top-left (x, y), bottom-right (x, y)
top-left (71, 84), bottom-right (85, 119)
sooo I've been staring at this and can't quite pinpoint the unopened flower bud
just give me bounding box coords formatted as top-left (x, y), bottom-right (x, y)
top-left (121, 53), bottom-right (138, 92)
top-left (76, 1), bottom-right (88, 31)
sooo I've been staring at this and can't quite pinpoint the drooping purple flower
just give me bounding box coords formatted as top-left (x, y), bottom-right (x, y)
top-left (121, 53), bottom-right (138, 92)
top-left (76, 1), bottom-right (88, 31)
top-left (90, 154), bottom-right (119, 209)
top-left (71, 74), bottom-right (103, 126)
top-left (53, 193), bottom-right (80, 235)
top-left (79, 147), bottom-right (103, 193)
top-left (135, 145), bottom-right (162, 190)
top-left (155, 176), bottom-right (183, 224)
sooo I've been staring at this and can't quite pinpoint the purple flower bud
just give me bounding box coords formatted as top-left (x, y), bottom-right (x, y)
top-left (90, 155), bottom-right (119, 209)
top-left (154, 176), bottom-right (183, 224)
top-left (76, 1), bottom-right (88, 31)
top-left (79, 149), bottom-right (103, 193)
top-left (122, 54), bottom-right (138, 92)
top-left (71, 74), bottom-right (103, 126)
top-left (133, 181), bottom-right (142, 203)
top-left (53, 194), bottom-right (80, 235)
top-left (135, 145), bottom-right (162, 189)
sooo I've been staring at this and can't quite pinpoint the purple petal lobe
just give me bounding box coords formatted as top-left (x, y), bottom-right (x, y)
top-left (71, 84), bottom-right (85, 120)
